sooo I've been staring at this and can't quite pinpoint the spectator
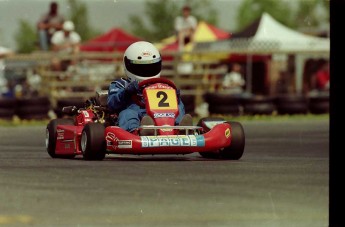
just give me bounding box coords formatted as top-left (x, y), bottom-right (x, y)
top-left (315, 60), bottom-right (330, 91)
top-left (50, 20), bottom-right (81, 71)
top-left (222, 63), bottom-right (246, 94)
top-left (174, 5), bottom-right (198, 51)
top-left (51, 20), bottom-right (81, 54)
top-left (0, 59), bottom-right (9, 97)
top-left (37, 1), bottom-right (64, 51)
top-left (26, 69), bottom-right (42, 97)
top-left (276, 71), bottom-right (289, 94)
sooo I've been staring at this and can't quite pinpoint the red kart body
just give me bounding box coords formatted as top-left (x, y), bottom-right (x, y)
top-left (47, 78), bottom-right (244, 160)
top-left (54, 109), bottom-right (96, 156)
top-left (104, 123), bottom-right (231, 155)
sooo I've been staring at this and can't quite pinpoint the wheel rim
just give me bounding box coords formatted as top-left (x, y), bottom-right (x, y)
top-left (81, 131), bottom-right (87, 152)
top-left (45, 129), bottom-right (49, 149)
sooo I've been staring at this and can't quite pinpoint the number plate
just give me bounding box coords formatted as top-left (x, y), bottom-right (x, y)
top-left (146, 89), bottom-right (178, 110)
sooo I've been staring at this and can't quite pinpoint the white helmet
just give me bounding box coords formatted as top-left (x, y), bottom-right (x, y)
top-left (123, 41), bottom-right (162, 82)
top-left (63, 20), bottom-right (75, 31)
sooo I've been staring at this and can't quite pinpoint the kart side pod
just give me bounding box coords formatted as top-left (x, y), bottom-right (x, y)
top-left (105, 123), bottom-right (232, 155)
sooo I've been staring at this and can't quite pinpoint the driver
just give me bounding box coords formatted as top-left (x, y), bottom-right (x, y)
top-left (107, 41), bottom-right (192, 134)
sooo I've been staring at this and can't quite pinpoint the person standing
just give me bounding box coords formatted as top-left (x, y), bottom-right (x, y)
top-left (315, 60), bottom-right (330, 91)
top-left (174, 5), bottom-right (198, 51)
top-left (37, 1), bottom-right (65, 51)
top-left (51, 20), bottom-right (81, 54)
top-left (222, 63), bottom-right (246, 94)
top-left (50, 20), bottom-right (81, 71)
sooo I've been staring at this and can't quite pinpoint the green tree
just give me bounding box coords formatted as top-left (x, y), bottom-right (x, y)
top-left (14, 0), bottom-right (100, 53)
top-left (236, 0), bottom-right (329, 32)
top-left (295, 0), bottom-right (329, 30)
top-left (14, 20), bottom-right (37, 53)
top-left (236, 0), bottom-right (295, 31)
top-left (67, 0), bottom-right (101, 41)
top-left (128, 0), bottom-right (219, 42)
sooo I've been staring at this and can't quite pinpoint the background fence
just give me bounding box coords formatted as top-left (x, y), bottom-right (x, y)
top-left (0, 50), bottom-right (329, 120)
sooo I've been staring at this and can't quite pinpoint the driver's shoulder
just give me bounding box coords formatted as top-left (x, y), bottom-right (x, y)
top-left (110, 77), bottom-right (130, 88)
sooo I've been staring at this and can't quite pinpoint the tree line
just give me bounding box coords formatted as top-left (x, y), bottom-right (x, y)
top-left (13, 0), bottom-right (329, 53)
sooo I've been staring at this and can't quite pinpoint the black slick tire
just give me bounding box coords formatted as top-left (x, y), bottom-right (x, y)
top-left (80, 123), bottom-right (106, 160)
top-left (219, 121), bottom-right (245, 160)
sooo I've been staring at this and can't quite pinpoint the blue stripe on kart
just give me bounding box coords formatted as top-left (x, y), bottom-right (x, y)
top-left (195, 135), bottom-right (205, 147)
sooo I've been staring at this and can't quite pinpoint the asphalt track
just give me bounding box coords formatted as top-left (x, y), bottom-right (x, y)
top-left (0, 119), bottom-right (329, 227)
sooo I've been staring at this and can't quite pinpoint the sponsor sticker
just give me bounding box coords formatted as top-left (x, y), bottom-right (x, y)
top-left (57, 129), bottom-right (64, 140)
top-left (153, 113), bottom-right (175, 118)
top-left (159, 125), bottom-right (173, 132)
top-left (82, 111), bottom-right (89, 118)
top-left (141, 51), bottom-right (152, 57)
top-left (141, 135), bottom-right (205, 148)
top-left (118, 140), bottom-right (132, 149)
top-left (106, 132), bottom-right (132, 149)
top-left (106, 132), bottom-right (117, 149)
top-left (146, 83), bottom-right (172, 90)
top-left (225, 128), bottom-right (231, 138)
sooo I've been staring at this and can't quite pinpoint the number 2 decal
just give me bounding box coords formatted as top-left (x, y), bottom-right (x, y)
top-left (157, 91), bottom-right (169, 107)
top-left (145, 89), bottom-right (177, 110)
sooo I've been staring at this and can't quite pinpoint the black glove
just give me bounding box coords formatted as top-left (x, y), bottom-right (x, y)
top-left (125, 81), bottom-right (139, 96)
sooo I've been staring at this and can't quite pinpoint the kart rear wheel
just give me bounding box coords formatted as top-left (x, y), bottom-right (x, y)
top-left (219, 121), bottom-right (245, 160)
top-left (46, 118), bottom-right (75, 158)
top-left (81, 123), bottom-right (106, 160)
top-left (197, 117), bottom-right (225, 159)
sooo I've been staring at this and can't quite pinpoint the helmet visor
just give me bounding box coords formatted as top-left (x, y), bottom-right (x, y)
top-left (125, 57), bottom-right (162, 78)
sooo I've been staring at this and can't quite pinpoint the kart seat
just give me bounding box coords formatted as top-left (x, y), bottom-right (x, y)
top-left (96, 90), bottom-right (108, 106)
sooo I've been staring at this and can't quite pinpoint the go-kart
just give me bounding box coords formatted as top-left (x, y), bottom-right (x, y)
top-left (46, 78), bottom-right (245, 160)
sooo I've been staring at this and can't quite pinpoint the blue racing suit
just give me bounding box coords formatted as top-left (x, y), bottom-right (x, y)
top-left (107, 78), bottom-right (186, 132)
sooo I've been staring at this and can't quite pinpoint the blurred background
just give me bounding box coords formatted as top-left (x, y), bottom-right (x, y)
top-left (0, 0), bottom-right (330, 121)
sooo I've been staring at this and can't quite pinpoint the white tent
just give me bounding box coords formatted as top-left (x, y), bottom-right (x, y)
top-left (195, 12), bottom-right (329, 94)
top-left (196, 13), bottom-right (330, 53)
top-left (245, 12), bottom-right (330, 94)
top-left (253, 12), bottom-right (329, 53)
top-left (196, 12), bottom-right (330, 53)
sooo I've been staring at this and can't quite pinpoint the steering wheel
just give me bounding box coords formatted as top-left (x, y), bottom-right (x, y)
top-left (134, 78), bottom-right (177, 108)
top-left (138, 77), bottom-right (177, 90)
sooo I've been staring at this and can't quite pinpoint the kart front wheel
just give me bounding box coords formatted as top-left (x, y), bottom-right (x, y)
top-left (46, 118), bottom-right (75, 158)
top-left (81, 123), bottom-right (106, 160)
top-left (219, 121), bottom-right (245, 160)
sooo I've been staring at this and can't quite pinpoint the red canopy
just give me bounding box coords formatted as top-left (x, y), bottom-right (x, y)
top-left (80, 28), bottom-right (142, 52)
